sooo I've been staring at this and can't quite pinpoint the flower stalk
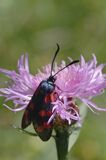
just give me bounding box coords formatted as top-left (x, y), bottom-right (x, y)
top-left (55, 129), bottom-right (69, 160)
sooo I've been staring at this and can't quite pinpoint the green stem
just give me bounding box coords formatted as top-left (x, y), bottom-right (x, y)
top-left (55, 130), bottom-right (69, 160)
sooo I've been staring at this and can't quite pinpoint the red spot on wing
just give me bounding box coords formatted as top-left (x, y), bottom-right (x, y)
top-left (34, 123), bottom-right (52, 133)
top-left (43, 122), bottom-right (52, 129)
top-left (36, 126), bottom-right (44, 132)
top-left (46, 111), bottom-right (52, 116)
top-left (39, 110), bottom-right (46, 117)
top-left (50, 92), bottom-right (58, 102)
top-left (44, 92), bottom-right (58, 103)
top-left (44, 95), bottom-right (51, 103)
top-left (39, 110), bottom-right (52, 117)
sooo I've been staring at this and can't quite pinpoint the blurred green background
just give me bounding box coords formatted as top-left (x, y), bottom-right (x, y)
top-left (0, 0), bottom-right (106, 160)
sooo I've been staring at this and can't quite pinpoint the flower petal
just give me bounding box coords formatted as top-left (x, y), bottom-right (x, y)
top-left (82, 98), bottom-right (106, 111)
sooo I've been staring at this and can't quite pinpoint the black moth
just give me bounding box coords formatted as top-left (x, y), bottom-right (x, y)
top-left (21, 44), bottom-right (79, 141)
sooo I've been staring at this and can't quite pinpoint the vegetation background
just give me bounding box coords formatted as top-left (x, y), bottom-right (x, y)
top-left (0, 0), bottom-right (106, 160)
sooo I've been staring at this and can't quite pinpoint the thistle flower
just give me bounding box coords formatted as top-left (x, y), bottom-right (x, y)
top-left (0, 54), bottom-right (106, 126)
top-left (0, 53), bottom-right (106, 160)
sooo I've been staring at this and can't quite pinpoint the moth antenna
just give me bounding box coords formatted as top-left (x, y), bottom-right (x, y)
top-left (52, 60), bottom-right (79, 78)
top-left (50, 43), bottom-right (60, 76)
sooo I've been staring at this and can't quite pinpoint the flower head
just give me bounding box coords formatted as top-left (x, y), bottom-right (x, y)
top-left (0, 54), bottom-right (106, 125)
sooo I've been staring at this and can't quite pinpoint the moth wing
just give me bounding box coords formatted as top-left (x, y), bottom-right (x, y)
top-left (32, 92), bottom-right (58, 141)
top-left (21, 101), bottom-right (35, 129)
top-left (21, 86), bottom-right (41, 129)
top-left (33, 122), bottom-right (53, 141)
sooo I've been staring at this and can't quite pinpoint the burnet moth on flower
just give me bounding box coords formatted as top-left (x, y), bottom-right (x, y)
top-left (21, 44), bottom-right (79, 141)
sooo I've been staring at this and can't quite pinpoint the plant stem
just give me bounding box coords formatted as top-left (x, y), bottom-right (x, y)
top-left (55, 130), bottom-right (69, 160)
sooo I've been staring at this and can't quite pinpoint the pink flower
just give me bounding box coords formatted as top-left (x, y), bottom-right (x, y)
top-left (0, 54), bottom-right (106, 125)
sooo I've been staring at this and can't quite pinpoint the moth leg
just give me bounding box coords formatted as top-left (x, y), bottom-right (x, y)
top-left (13, 125), bottom-right (56, 138)
top-left (13, 125), bottom-right (37, 137)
